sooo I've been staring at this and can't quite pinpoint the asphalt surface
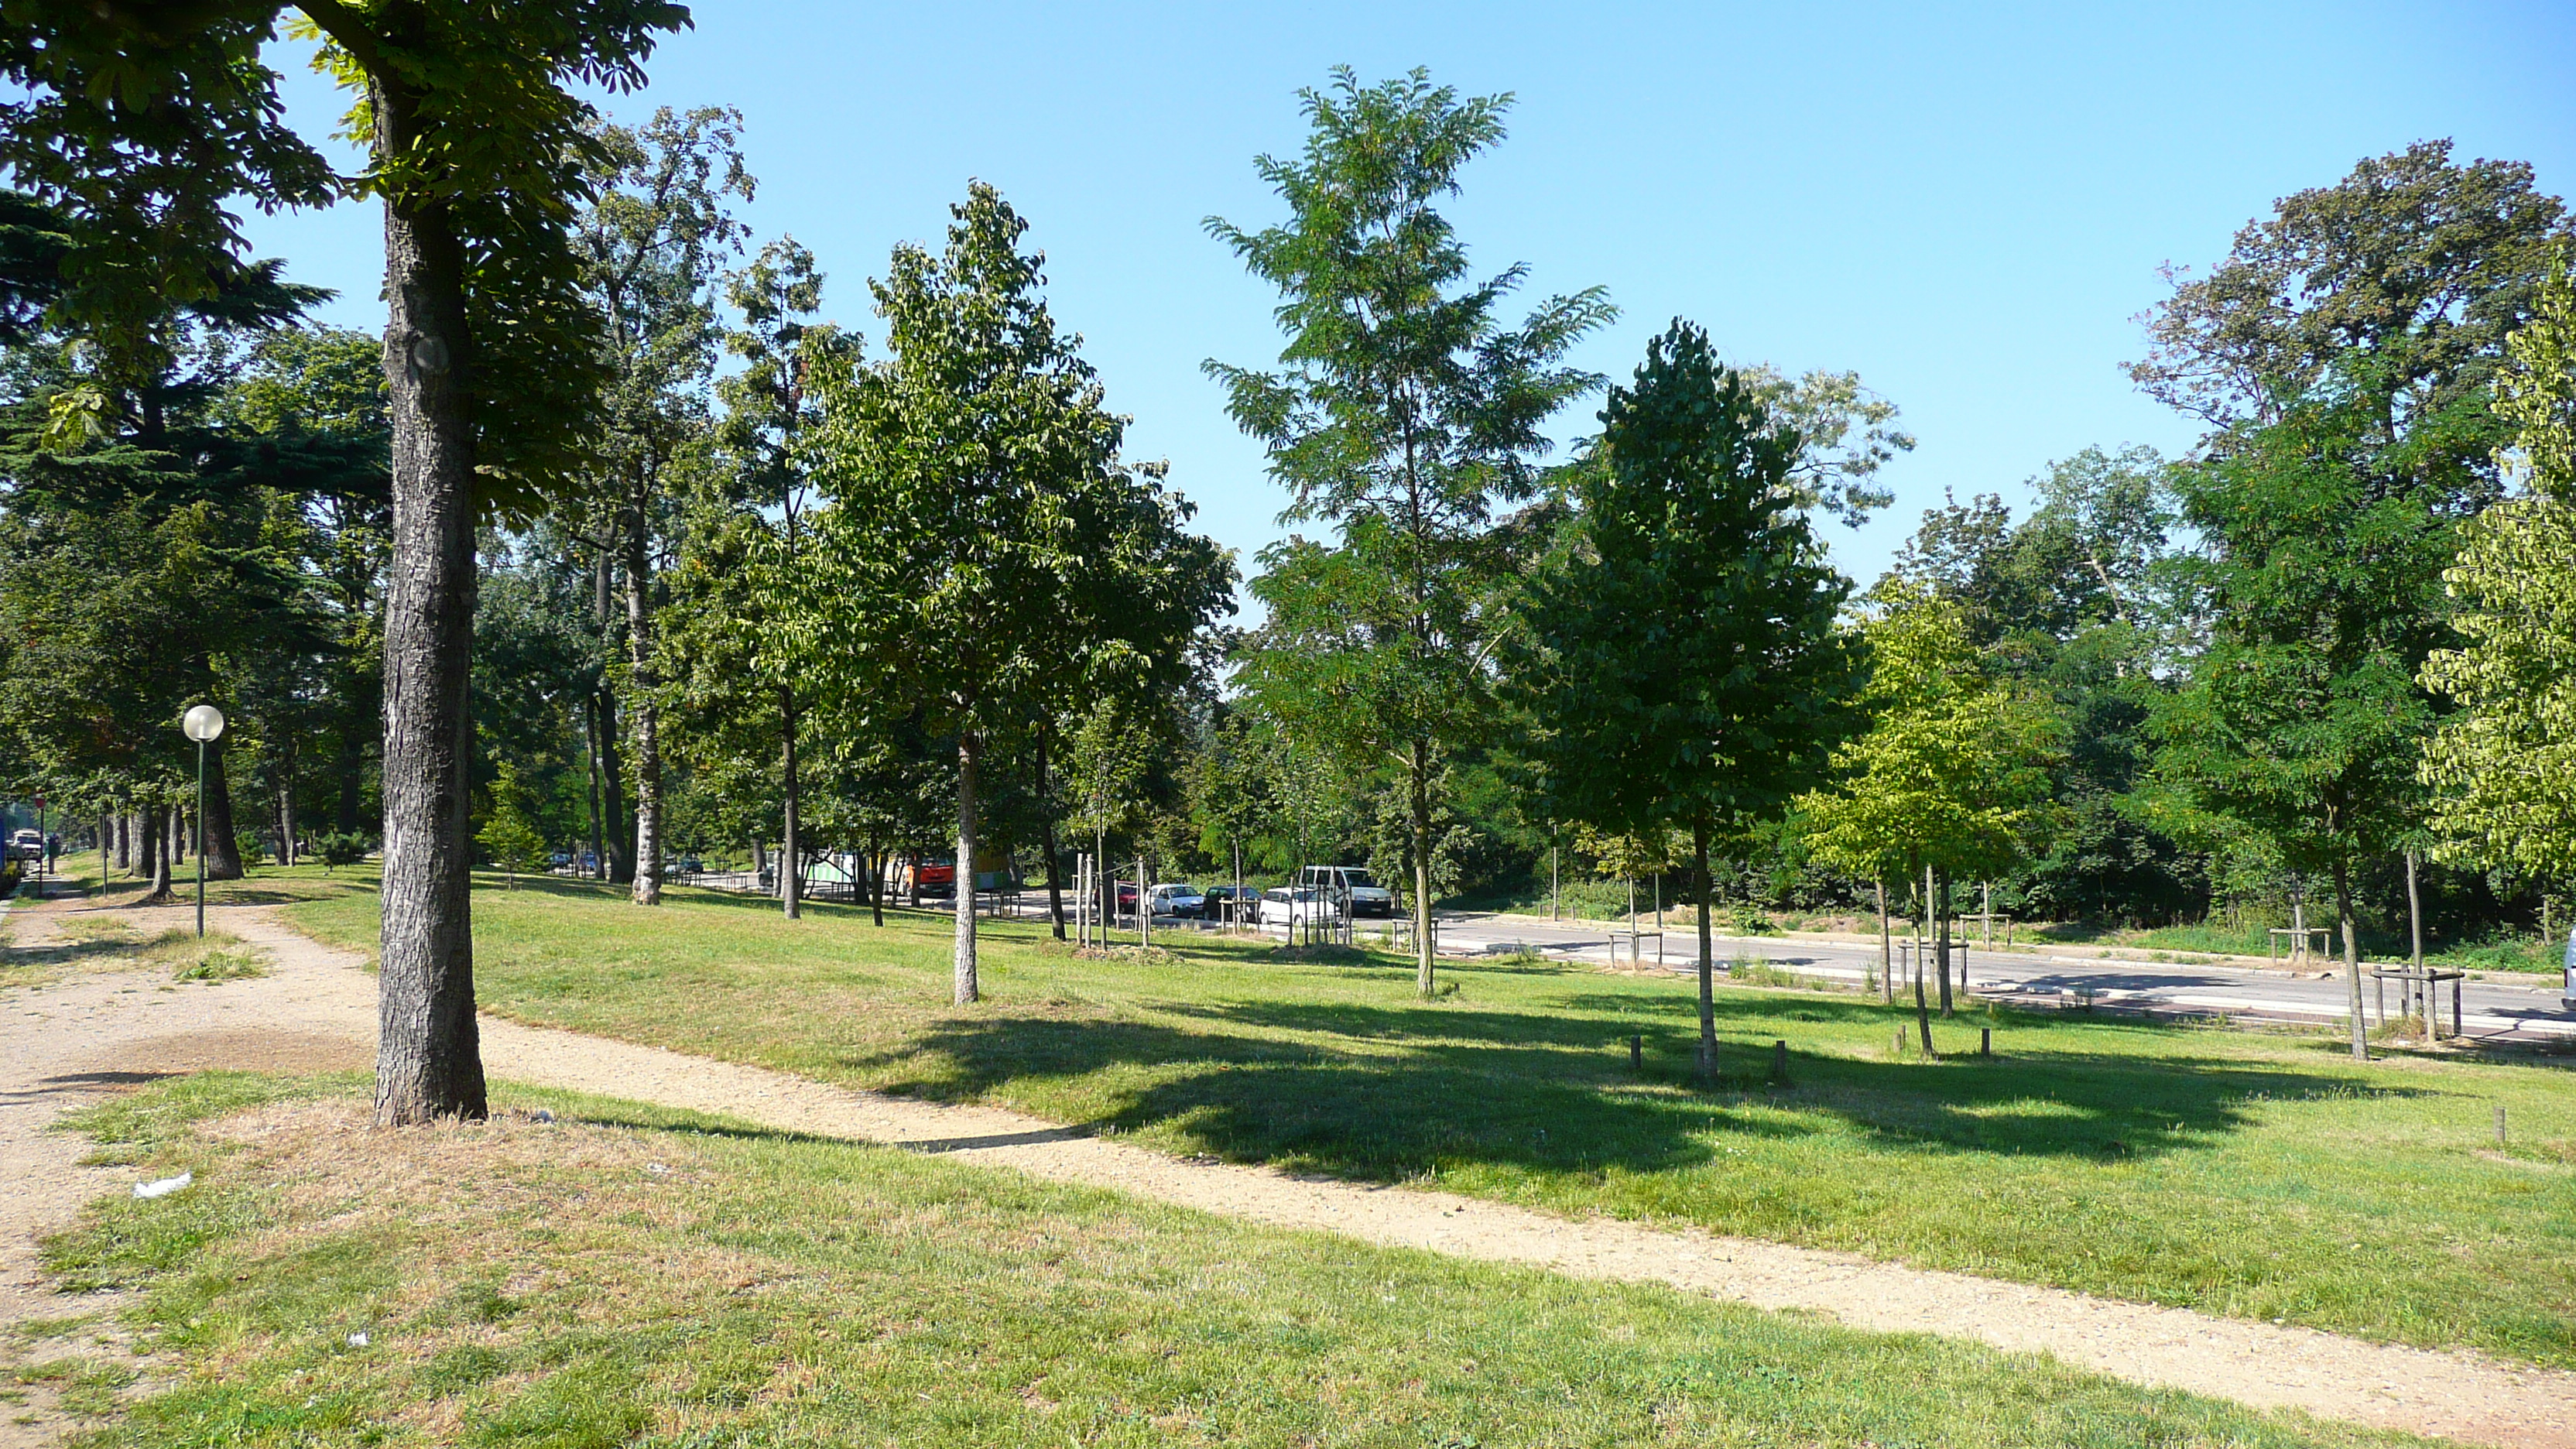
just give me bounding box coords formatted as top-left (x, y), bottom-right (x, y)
top-left (662, 872), bottom-right (2574, 1046)
top-left (1433, 909), bottom-right (2576, 1046)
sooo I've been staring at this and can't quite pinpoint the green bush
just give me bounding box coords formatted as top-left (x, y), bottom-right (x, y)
top-left (312, 831), bottom-right (373, 873)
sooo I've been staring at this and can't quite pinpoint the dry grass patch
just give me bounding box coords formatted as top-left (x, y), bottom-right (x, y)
top-left (27, 1073), bottom-right (2441, 1449)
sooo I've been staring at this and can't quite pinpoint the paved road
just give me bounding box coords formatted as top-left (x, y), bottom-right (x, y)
top-left (1431, 909), bottom-right (2576, 1046)
top-left (665, 872), bottom-right (2575, 1046)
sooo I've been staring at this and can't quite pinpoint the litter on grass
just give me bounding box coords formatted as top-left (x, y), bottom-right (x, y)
top-left (132, 1172), bottom-right (192, 1199)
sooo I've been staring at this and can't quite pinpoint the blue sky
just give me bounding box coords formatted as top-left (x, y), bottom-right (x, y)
top-left (242, 0), bottom-right (2576, 595)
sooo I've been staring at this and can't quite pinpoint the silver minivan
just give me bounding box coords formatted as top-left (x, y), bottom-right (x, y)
top-left (1299, 865), bottom-right (1395, 917)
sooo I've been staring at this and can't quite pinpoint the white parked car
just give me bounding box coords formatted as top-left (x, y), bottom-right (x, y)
top-left (1259, 886), bottom-right (1345, 927)
top-left (1148, 882), bottom-right (1206, 918)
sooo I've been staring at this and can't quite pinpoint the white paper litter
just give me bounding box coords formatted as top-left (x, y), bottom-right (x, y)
top-left (132, 1172), bottom-right (192, 1200)
top-left (346, 1331), bottom-right (368, 1348)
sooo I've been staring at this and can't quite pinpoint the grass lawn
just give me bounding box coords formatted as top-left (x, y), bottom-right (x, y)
top-left (1, 855), bottom-right (269, 990)
top-left (266, 865), bottom-right (2576, 1370)
top-left (28, 1071), bottom-right (2430, 1449)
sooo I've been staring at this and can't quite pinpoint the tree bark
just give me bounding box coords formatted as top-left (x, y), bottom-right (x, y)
top-left (954, 729), bottom-right (981, 1004)
top-left (1411, 738), bottom-right (1435, 998)
top-left (779, 687), bottom-right (801, 920)
top-left (1877, 879), bottom-right (1893, 1005)
top-left (201, 736), bottom-right (245, 881)
top-left (1037, 728), bottom-right (1066, 939)
top-left (1936, 868), bottom-right (1954, 1016)
top-left (335, 725), bottom-right (365, 834)
top-left (583, 694), bottom-right (605, 880)
top-left (147, 804), bottom-right (173, 900)
top-left (2406, 848), bottom-right (2425, 1032)
top-left (113, 810), bottom-right (128, 872)
top-left (276, 738), bottom-right (298, 866)
top-left (1694, 821), bottom-right (1716, 1079)
top-left (373, 79), bottom-right (488, 1125)
top-left (866, 831), bottom-right (884, 927)
top-left (594, 687), bottom-right (631, 883)
top-left (2334, 855), bottom-right (2367, 1061)
top-left (1916, 860), bottom-right (1937, 1055)
top-left (625, 520), bottom-right (663, 906)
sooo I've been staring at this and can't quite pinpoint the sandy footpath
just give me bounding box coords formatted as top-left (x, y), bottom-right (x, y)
top-left (3, 883), bottom-right (2572, 1447)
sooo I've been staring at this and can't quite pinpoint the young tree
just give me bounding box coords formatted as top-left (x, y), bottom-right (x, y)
top-left (1208, 68), bottom-right (1615, 998)
top-left (477, 762), bottom-right (544, 889)
top-left (1889, 447), bottom-right (2191, 926)
top-left (2420, 249), bottom-right (2576, 883)
top-left (1509, 323), bottom-right (1867, 1072)
top-left (2150, 381), bottom-right (2454, 1061)
top-left (1801, 585), bottom-right (2060, 1046)
top-left (803, 184), bottom-right (1231, 1002)
top-left (2, 1), bottom-right (693, 1124)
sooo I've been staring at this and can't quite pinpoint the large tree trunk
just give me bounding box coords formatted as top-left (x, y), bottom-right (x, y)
top-left (201, 737), bottom-right (245, 881)
top-left (1411, 739), bottom-right (1435, 998)
top-left (2334, 855), bottom-right (2367, 1061)
top-left (866, 831), bottom-right (884, 927)
top-left (779, 687), bottom-right (801, 920)
top-left (113, 810), bottom-right (128, 872)
top-left (954, 730), bottom-right (981, 1004)
top-left (1936, 868), bottom-right (1954, 1016)
top-left (373, 92), bottom-right (488, 1125)
top-left (1694, 821), bottom-right (1716, 1079)
top-left (625, 520), bottom-right (663, 906)
top-left (1877, 879), bottom-right (1893, 1005)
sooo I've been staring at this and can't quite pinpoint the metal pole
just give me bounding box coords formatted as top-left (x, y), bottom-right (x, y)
top-left (195, 738), bottom-right (207, 937)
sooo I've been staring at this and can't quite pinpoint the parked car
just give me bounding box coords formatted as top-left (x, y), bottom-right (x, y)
top-left (1202, 885), bottom-right (1259, 922)
top-left (1149, 882), bottom-right (1206, 919)
top-left (546, 851), bottom-right (572, 870)
top-left (8, 829), bottom-right (41, 862)
top-left (1300, 865), bottom-right (1395, 917)
top-left (1258, 886), bottom-right (1345, 927)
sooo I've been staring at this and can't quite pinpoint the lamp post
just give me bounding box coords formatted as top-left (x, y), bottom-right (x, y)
top-left (183, 704), bottom-right (225, 937)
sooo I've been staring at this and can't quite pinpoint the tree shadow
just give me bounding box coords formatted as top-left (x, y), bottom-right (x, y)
top-left (843, 987), bottom-right (2413, 1186)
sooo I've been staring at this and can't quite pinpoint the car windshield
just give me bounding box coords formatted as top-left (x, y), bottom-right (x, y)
top-left (1341, 869), bottom-right (1376, 888)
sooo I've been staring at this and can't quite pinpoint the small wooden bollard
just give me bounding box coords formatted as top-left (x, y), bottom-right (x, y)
top-left (1771, 1039), bottom-right (1788, 1082)
top-left (1629, 1034), bottom-right (1643, 1070)
top-left (2496, 1103), bottom-right (2508, 1146)
top-left (1980, 1027), bottom-right (1992, 1057)
top-left (1892, 1026), bottom-right (1906, 1056)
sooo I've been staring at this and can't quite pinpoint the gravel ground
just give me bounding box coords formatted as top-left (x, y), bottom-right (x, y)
top-left (2, 882), bottom-right (2571, 1448)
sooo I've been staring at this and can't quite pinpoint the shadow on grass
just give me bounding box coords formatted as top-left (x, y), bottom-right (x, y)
top-left (849, 987), bottom-right (2415, 1183)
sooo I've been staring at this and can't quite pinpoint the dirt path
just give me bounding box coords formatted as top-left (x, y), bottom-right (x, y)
top-left (5, 889), bottom-right (2574, 1448)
